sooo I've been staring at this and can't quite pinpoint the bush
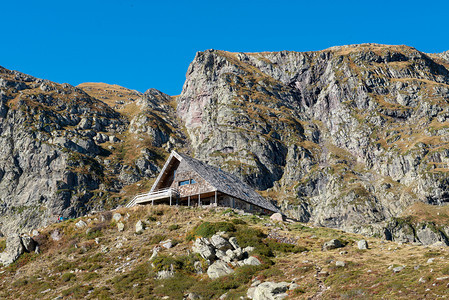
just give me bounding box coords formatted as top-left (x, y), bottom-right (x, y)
top-left (191, 222), bottom-right (236, 239)
top-left (152, 253), bottom-right (198, 273)
top-left (61, 272), bottom-right (76, 282)
top-left (168, 224), bottom-right (180, 231)
top-left (231, 218), bottom-right (247, 225)
top-left (148, 234), bottom-right (166, 245)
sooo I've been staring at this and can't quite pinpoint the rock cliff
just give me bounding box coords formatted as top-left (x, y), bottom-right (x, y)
top-left (177, 44), bottom-right (449, 240)
top-left (2, 43), bottom-right (449, 243)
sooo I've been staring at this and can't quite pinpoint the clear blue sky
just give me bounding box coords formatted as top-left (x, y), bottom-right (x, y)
top-left (1, 0), bottom-right (448, 95)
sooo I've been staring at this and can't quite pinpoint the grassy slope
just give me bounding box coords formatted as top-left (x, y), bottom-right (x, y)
top-left (1, 206), bottom-right (449, 299)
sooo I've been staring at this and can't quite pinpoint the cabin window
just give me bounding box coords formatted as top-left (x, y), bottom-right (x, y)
top-left (179, 180), bottom-right (190, 186)
top-left (179, 179), bottom-right (197, 186)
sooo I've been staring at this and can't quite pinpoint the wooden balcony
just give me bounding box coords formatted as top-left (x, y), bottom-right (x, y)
top-left (125, 188), bottom-right (179, 208)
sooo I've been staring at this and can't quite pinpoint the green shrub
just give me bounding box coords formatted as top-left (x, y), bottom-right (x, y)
top-left (148, 234), bottom-right (166, 244)
top-left (231, 218), bottom-right (247, 225)
top-left (147, 216), bottom-right (157, 222)
top-left (191, 222), bottom-right (236, 238)
top-left (265, 240), bottom-right (308, 254)
top-left (61, 272), bottom-right (76, 282)
top-left (168, 224), bottom-right (180, 231)
top-left (152, 253), bottom-right (199, 273)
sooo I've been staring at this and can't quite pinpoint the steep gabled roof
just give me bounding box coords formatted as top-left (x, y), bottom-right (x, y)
top-left (151, 151), bottom-right (279, 213)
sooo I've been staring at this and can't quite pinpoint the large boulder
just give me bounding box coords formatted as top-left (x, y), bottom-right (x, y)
top-left (357, 239), bottom-right (368, 250)
top-left (270, 213), bottom-right (284, 222)
top-left (250, 282), bottom-right (289, 300)
top-left (322, 239), bottom-right (344, 251)
top-left (135, 220), bottom-right (145, 233)
top-left (0, 235), bottom-right (25, 266)
top-left (207, 260), bottom-right (234, 279)
top-left (21, 235), bottom-right (36, 252)
top-left (192, 238), bottom-right (216, 260)
top-left (210, 234), bottom-right (233, 251)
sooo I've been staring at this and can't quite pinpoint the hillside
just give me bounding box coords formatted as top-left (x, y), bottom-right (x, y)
top-left (2, 206), bottom-right (449, 299)
top-left (1, 44), bottom-right (449, 244)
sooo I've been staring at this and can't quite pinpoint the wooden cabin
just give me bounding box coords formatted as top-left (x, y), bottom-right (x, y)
top-left (126, 151), bottom-right (279, 214)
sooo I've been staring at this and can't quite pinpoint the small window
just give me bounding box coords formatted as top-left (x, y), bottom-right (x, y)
top-left (190, 179), bottom-right (197, 184)
top-left (179, 180), bottom-right (190, 186)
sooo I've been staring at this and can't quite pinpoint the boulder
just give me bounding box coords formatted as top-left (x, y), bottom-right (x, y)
top-left (21, 235), bottom-right (36, 252)
top-left (251, 282), bottom-right (289, 300)
top-left (50, 230), bottom-right (62, 241)
top-left (335, 261), bottom-right (345, 267)
top-left (229, 237), bottom-right (240, 250)
top-left (117, 222), bottom-right (125, 232)
top-left (31, 230), bottom-right (39, 237)
top-left (75, 220), bottom-right (87, 228)
top-left (192, 238), bottom-right (216, 260)
top-left (135, 220), bottom-right (145, 233)
top-left (210, 234), bottom-right (233, 251)
top-left (160, 239), bottom-right (173, 249)
top-left (243, 256), bottom-right (262, 266)
top-left (207, 260), bottom-right (234, 279)
top-left (0, 235), bottom-right (25, 266)
top-left (357, 240), bottom-right (368, 250)
top-left (393, 266), bottom-right (405, 273)
top-left (270, 213), bottom-right (284, 222)
top-left (322, 239), bottom-right (344, 251)
top-left (112, 213), bottom-right (122, 222)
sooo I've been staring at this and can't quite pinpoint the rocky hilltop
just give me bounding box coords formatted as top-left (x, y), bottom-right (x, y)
top-left (2, 44), bottom-right (449, 243)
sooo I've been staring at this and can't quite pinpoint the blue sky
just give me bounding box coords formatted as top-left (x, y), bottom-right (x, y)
top-left (1, 0), bottom-right (448, 95)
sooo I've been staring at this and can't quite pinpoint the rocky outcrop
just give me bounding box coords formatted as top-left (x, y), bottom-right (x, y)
top-left (191, 233), bottom-right (260, 279)
top-left (177, 44), bottom-right (449, 240)
top-left (0, 234), bottom-right (36, 266)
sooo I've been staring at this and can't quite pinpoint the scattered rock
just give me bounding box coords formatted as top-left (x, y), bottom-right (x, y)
top-left (336, 261), bottom-right (345, 267)
top-left (322, 239), bottom-right (344, 251)
top-left (149, 246), bottom-right (160, 261)
top-left (207, 260), bottom-right (234, 279)
top-left (135, 220), bottom-right (145, 233)
top-left (357, 240), bottom-right (368, 250)
top-left (194, 261), bottom-right (203, 274)
top-left (50, 230), bottom-right (62, 241)
top-left (419, 277), bottom-right (426, 283)
top-left (160, 239), bottom-right (173, 249)
top-left (113, 213), bottom-right (122, 222)
top-left (243, 256), bottom-right (262, 266)
top-left (270, 213), bottom-right (284, 222)
top-left (75, 220), bottom-right (87, 228)
top-left (427, 258), bottom-right (435, 264)
top-left (185, 292), bottom-right (202, 299)
top-left (31, 230), bottom-right (39, 237)
top-left (393, 266), bottom-right (405, 273)
top-left (117, 222), bottom-right (125, 232)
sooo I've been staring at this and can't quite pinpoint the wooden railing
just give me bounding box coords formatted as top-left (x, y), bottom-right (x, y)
top-left (125, 188), bottom-right (179, 208)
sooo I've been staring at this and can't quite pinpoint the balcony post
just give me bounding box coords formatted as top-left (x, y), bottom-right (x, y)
top-left (198, 193), bottom-right (200, 206)
top-left (215, 190), bottom-right (217, 206)
top-left (188, 196), bottom-right (190, 207)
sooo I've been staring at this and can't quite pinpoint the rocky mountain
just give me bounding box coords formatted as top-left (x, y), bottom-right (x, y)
top-left (2, 43), bottom-right (449, 244)
top-left (177, 44), bottom-right (449, 240)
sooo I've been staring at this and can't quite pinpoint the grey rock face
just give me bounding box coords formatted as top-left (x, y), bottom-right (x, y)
top-left (20, 235), bottom-right (36, 252)
top-left (0, 235), bottom-right (24, 266)
top-left (192, 238), bottom-right (216, 260)
top-left (210, 234), bottom-right (233, 251)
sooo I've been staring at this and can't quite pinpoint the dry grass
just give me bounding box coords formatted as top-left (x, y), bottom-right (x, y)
top-left (1, 206), bottom-right (449, 299)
